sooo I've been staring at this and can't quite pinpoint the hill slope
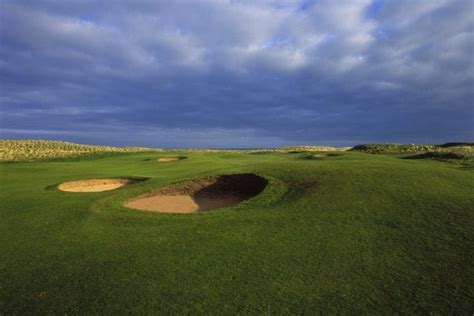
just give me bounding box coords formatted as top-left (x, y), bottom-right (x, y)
top-left (0, 140), bottom-right (160, 161)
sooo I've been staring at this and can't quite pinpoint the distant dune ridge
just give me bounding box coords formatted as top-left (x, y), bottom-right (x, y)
top-left (0, 140), bottom-right (161, 161)
top-left (351, 143), bottom-right (474, 160)
top-left (0, 139), bottom-right (472, 161)
top-left (278, 146), bottom-right (352, 152)
top-left (0, 140), bottom-right (350, 161)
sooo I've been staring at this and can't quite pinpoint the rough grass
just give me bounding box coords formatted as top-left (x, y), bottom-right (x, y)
top-left (1, 149), bottom-right (473, 313)
top-left (351, 143), bottom-right (474, 163)
top-left (279, 145), bottom-right (351, 152)
top-left (351, 143), bottom-right (437, 153)
top-left (0, 140), bottom-right (354, 161)
top-left (0, 140), bottom-right (161, 161)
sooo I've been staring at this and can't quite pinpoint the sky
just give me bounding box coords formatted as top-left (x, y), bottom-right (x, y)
top-left (1, 0), bottom-right (473, 148)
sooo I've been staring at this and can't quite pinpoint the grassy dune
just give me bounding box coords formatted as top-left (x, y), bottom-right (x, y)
top-left (0, 140), bottom-right (161, 161)
top-left (0, 140), bottom-right (349, 161)
top-left (352, 143), bottom-right (474, 163)
top-left (1, 147), bottom-right (473, 313)
top-left (278, 145), bottom-right (352, 152)
top-left (351, 143), bottom-right (474, 155)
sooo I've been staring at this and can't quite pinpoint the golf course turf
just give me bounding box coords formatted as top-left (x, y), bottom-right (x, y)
top-left (1, 151), bottom-right (473, 313)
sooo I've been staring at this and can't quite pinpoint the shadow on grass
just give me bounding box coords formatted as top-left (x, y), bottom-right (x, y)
top-left (403, 152), bottom-right (465, 160)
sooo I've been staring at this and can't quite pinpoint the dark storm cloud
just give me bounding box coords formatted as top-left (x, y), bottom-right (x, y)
top-left (1, 0), bottom-right (473, 147)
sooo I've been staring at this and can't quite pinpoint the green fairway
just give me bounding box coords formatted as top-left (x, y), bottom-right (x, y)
top-left (1, 151), bottom-right (473, 313)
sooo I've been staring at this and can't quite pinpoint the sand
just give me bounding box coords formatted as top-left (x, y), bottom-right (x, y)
top-left (124, 174), bottom-right (267, 213)
top-left (58, 178), bottom-right (140, 192)
top-left (125, 195), bottom-right (244, 213)
top-left (157, 157), bottom-right (185, 162)
top-left (309, 153), bottom-right (341, 158)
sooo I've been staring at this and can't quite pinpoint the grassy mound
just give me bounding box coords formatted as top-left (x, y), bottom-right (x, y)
top-left (405, 150), bottom-right (473, 160)
top-left (0, 139), bottom-right (160, 161)
top-left (279, 145), bottom-right (351, 152)
top-left (351, 143), bottom-right (435, 154)
top-left (437, 142), bottom-right (474, 148)
top-left (352, 143), bottom-right (474, 162)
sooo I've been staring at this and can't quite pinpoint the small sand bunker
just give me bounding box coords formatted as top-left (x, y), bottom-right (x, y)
top-left (124, 174), bottom-right (267, 213)
top-left (58, 178), bottom-right (142, 192)
top-left (157, 156), bottom-right (186, 162)
top-left (309, 153), bottom-right (341, 158)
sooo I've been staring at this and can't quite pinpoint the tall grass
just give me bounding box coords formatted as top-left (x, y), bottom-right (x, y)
top-left (0, 140), bottom-right (161, 161)
top-left (278, 145), bottom-right (351, 152)
top-left (351, 143), bottom-right (474, 162)
top-left (351, 143), bottom-right (437, 153)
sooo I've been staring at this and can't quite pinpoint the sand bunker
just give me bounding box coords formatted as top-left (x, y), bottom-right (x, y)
top-left (58, 178), bottom-right (142, 192)
top-left (124, 174), bottom-right (267, 213)
top-left (309, 153), bottom-right (341, 158)
top-left (157, 156), bottom-right (186, 162)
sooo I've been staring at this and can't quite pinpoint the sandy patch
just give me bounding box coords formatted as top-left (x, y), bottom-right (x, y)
top-left (309, 153), bottom-right (341, 158)
top-left (58, 178), bottom-right (141, 192)
top-left (124, 174), bottom-right (267, 213)
top-left (157, 157), bottom-right (186, 162)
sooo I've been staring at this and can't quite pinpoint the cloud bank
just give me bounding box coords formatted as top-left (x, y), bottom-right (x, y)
top-left (1, 0), bottom-right (473, 147)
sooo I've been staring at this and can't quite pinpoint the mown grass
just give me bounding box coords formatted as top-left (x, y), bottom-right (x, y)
top-left (1, 149), bottom-right (473, 313)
